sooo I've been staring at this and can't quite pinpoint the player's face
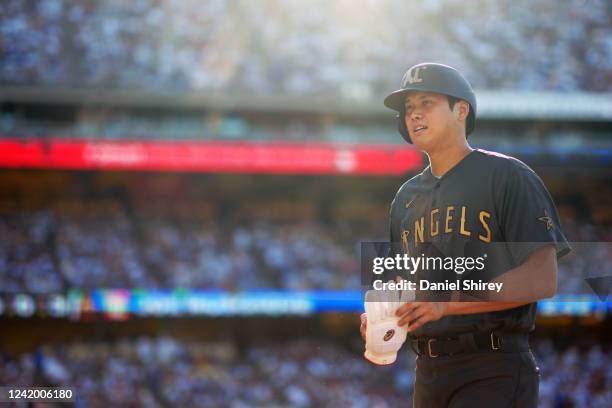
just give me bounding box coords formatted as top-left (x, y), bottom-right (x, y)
top-left (404, 91), bottom-right (457, 151)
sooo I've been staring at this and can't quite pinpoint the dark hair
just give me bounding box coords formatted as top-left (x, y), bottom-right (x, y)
top-left (447, 96), bottom-right (470, 134)
top-left (446, 95), bottom-right (459, 110)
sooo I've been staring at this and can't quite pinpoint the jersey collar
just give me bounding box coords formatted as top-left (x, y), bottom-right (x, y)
top-left (424, 149), bottom-right (478, 182)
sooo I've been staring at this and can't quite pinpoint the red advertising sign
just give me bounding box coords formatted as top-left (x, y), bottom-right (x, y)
top-left (0, 139), bottom-right (422, 175)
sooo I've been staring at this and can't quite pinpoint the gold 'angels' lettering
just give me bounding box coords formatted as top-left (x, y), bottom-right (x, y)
top-left (414, 217), bottom-right (425, 245)
top-left (459, 206), bottom-right (471, 237)
top-left (401, 230), bottom-right (410, 255)
top-left (402, 205), bottom-right (494, 250)
top-left (402, 66), bottom-right (427, 86)
top-left (479, 211), bottom-right (492, 242)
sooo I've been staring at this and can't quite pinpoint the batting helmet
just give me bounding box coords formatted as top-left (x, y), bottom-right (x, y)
top-left (383, 63), bottom-right (477, 144)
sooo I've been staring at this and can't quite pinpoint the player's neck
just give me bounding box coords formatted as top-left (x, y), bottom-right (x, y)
top-left (427, 142), bottom-right (473, 178)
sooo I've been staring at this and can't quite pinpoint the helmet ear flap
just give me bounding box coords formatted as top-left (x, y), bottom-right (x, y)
top-left (397, 111), bottom-right (412, 144)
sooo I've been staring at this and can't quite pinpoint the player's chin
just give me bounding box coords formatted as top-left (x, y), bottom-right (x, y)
top-left (411, 132), bottom-right (435, 150)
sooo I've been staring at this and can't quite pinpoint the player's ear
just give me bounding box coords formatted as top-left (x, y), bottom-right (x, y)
top-left (455, 100), bottom-right (470, 122)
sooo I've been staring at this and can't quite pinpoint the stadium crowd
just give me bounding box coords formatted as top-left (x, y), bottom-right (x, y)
top-left (0, 336), bottom-right (609, 407)
top-left (0, 207), bottom-right (360, 292)
top-left (1, 0), bottom-right (610, 94)
top-left (0, 203), bottom-right (609, 293)
top-left (0, 337), bottom-right (412, 407)
top-left (535, 339), bottom-right (611, 408)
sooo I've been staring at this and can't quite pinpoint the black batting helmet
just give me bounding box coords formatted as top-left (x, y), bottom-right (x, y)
top-left (383, 63), bottom-right (477, 144)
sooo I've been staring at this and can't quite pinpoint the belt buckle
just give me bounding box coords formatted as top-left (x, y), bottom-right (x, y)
top-left (490, 332), bottom-right (501, 350)
top-left (427, 339), bottom-right (439, 358)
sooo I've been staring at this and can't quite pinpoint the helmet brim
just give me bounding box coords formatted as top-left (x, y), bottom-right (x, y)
top-left (383, 89), bottom-right (413, 112)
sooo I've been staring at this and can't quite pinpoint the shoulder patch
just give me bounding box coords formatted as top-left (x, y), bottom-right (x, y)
top-left (537, 209), bottom-right (554, 231)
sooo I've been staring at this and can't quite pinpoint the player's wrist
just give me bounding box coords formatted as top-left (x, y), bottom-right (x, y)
top-left (438, 302), bottom-right (450, 318)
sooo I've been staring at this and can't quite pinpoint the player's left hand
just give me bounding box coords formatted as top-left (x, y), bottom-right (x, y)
top-left (395, 302), bottom-right (448, 332)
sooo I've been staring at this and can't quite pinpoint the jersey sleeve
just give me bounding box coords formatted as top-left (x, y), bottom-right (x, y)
top-left (498, 163), bottom-right (571, 265)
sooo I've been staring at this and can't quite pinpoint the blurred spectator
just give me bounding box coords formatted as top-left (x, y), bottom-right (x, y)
top-left (0, 211), bottom-right (63, 293)
top-left (0, 336), bottom-right (609, 407)
top-left (535, 339), bottom-right (612, 408)
top-left (0, 0), bottom-right (610, 94)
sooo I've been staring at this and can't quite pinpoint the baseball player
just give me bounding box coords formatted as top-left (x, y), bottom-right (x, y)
top-left (360, 63), bottom-right (571, 407)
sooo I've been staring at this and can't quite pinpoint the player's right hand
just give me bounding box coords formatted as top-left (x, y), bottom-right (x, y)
top-left (363, 290), bottom-right (411, 365)
top-left (360, 313), bottom-right (367, 341)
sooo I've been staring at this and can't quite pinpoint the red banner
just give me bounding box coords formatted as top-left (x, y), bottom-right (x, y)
top-left (0, 139), bottom-right (423, 175)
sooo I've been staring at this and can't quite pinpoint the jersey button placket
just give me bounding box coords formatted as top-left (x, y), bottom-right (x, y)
top-left (432, 182), bottom-right (440, 207)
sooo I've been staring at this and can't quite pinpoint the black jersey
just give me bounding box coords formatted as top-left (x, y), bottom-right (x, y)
top-left (389, 148), bottom-right (571, 337)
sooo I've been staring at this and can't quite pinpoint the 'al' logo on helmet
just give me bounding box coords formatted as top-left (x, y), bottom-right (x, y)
top-left (402, 66), bottom-right (427, 86)
top-left (384, 329), bottom-right (395, 341)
